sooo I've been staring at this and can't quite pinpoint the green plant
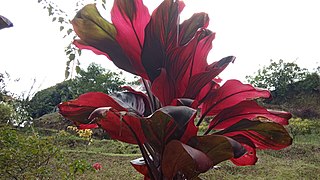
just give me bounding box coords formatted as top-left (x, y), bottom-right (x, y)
top-left (0, 126), bottom-right (60, 179)
top-left (288, 118), bottom-right (320, 136)
top-left (0, 102), bottom-right (14, 124)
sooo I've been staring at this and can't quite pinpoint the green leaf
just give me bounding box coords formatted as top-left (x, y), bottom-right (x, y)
top-left (58, 17), bottom-right (64, 23)
top-left (67, 28), bottom-right (73, 35)
top-left (65, 69), bottom-right (70, 79)
top-left (69, 54), bottom-right (75, 61)
top-left (52, 17), bottom-right (56, 22)
top-left (75, 66), bottom-right (81, 74)
top-left (60, 26), bottom-right (64, 31)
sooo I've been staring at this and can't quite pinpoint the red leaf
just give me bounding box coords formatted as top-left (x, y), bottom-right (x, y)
top-left (111, 0), bottom-right (150, 79)
top-left (74, 40), bottom-right (110, 58)
top-left (71, 4), bottom-right (138, 76)
top-left (78, 124), bottom-right (98, 129)
top-left (141, 106), bottom-right (196, 151)
top-left (201, 80), bottom-right (271, 117)
top-left (208, 100), bottom-right (291, 131)
top-left (151, 68), bottom-right (175, 106)
top-left (184, 56), bottom-right (235, 100)
top-left (179, 13), bottom-right (209, 46)
top-left (218, 119), bottom-right (292, 150)
top-left (58, 92), bottom-right (126, 124)
top-left (142, 0), bottom-right (185, 81)
top-left (91, 107), bottom-right (145, 144)
top-left (188, 135), bottom-right (246, 166)
top-left (162, 140), bottom-right (213, 179)
top-left (231, 144), bottom-right (257, 166)
top-left (122, 86), bottom-right (152, 116)
top-left (130, 157), bottom-right (150, 179)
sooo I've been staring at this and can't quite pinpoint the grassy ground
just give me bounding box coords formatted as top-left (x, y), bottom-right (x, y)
top-left (31, 114), bottom-right (320, 179)
top-left (54, 133), bottom-right (319, 180)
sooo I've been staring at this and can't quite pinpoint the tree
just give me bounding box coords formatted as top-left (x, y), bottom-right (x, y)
top-left (28, 63), bottom-right (125, 118)
top-left (246, 59), bottom-right (308, 97)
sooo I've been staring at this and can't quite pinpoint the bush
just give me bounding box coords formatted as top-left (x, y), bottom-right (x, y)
top-left (0, 102), bottom-right (14, 124)
top-left (288, 118), bottom-right (320, 136)
top-left (0, 125), bottom-right (61, 179)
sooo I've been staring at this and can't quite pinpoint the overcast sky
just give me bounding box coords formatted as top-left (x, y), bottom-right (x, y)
top-left (1, 0), bottom-right (319, 95)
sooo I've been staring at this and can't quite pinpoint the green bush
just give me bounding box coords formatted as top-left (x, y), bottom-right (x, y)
top-left (288, 118), bottom-right (320, 136)
top-left (0, 102), bottom-right (14, 124)
top-left (0, 126), bottom-right (97, 179)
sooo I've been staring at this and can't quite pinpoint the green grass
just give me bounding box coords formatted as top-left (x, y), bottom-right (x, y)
top-left (31, 116), bottom-right (320, 179)
top-left (51, 133), bottom-right (319, 179)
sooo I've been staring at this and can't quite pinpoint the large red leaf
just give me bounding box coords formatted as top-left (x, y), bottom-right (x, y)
top-left (208, 100), bottom-right (291, 131)
top-left (162, 140), bottom-right (213, 179)
top-left (71, 4), bottom-right (136, 75)
top-left (141, 106), bottom-right (196, 152)
top-left (58, 92), bottom-right (126, 124)
top-left (184, 56), bottom-right (235, 100)
top-left (188, 135), bottom-right (246, 166)
top-left (201, 80), bottom-right (271, 117)
top-left (217, 119), bottom-right (292, 150)
top-left (142, 0), bottom-right (185, 81)
top-left (89, 107), bottom-right (145, 144)
top-left (111, 0), bottom-right (150, 79)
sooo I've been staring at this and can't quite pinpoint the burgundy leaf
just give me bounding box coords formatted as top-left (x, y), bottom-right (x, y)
top-left (130, 157), bottom-right (150, 179)
top-left (141, 106), bottom-right (196, 151)
top-left (111, 92), bottom-right (146, 116)
top-left (74, 40), bottom-right (110, 58)
top-left (142, 0), bottom-right (185, 81)
top-left (188, 134), bottom-right (246, 166)
top-left (111, 0), bottom-right (150, 79)
top-left (89, 107), bottom-right (145, 144)
top-left (179, 13), bottom-right (209, 46)
top-left (151, 68), bottom-right (175, 106)
top-left (208, 100), bottom-right (291, 131)
top-left (71, 4), bottom-right (137, 75)
top-left (201, 80), bottom-right (271, 117)
top-left (162, 140), bottom-right (213, 179)
top-left (229, 135), bottom-right (258, 166)
top-left (78, 123), bottom-right (99, 129)
top-left (122, 86), bottom-right (152, 116)
top-left (58, 92), bottom-right (127, 124)
top-left (184, 56), bottom-right (235, 100)
top-left (217, 119), bottom-right (292, 150)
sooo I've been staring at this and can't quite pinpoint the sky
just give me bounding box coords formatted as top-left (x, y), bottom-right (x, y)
top-left (1, 0), bottom-right (320, 96)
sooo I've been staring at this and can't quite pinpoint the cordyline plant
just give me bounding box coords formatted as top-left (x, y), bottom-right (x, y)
top-left (58, 0), bottom-right (292, 179)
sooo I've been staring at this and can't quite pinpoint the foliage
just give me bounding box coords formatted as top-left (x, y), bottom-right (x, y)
top-left (28, 63), bottom-right (125, 118)
top-left (0, 102), bottom-right (14, 124)
top-left (0, 125), bottom-right (99, 179)
top-left (58, 0), bottom-right (292, 179)
top-left (288, 118), bottom-right (320, 136)
top-left (246, 59), bottom-right (308, 95)
top-left (0, 125), bottom-right (60, 179)
top-left (0, 72), bottom-right (33, 126)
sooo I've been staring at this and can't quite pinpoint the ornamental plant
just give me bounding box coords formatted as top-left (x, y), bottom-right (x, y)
top-left (58, 0), bottom-right (292, 179)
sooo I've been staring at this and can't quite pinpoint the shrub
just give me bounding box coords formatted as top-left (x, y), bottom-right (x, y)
top-left (288, 118), bottom-right (320, 136)
top-left (0, 102), bottom-right (14, 124)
